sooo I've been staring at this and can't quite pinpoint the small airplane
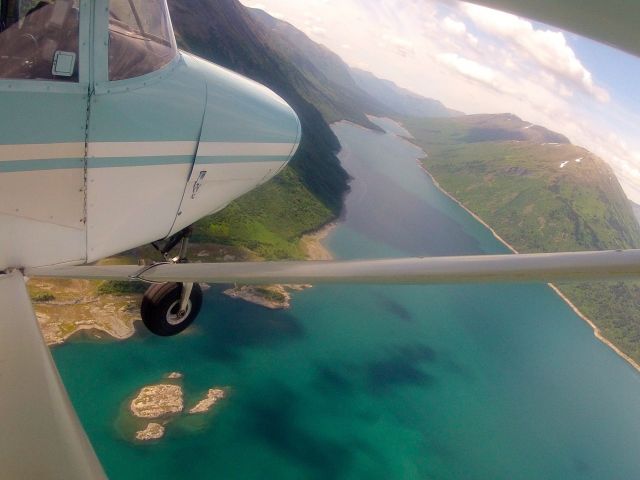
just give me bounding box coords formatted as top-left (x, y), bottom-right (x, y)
top-left (2, 0), bottom-right (640, 478)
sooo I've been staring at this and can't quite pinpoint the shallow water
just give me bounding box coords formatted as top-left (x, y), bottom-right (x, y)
top-left (54, 118), bottom-right (640, 479)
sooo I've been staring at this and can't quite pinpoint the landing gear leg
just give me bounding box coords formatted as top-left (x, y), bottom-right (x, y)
top-left (141, 228), bottom-right (203, 336)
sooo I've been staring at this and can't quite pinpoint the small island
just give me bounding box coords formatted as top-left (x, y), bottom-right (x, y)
top-left (130, 384), bottom-right (184, 419)
top-left (189, 388), bottom-right (226, 414)
top-left (135, 423), bottom-right (165, 441)
top-left (223, 284), bottom-right (311, 309)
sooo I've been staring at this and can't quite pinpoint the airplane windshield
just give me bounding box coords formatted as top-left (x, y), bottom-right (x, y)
top-left (108, 0), bottom-right (177, 81)
top-left (0, 0), bottom-right (79, 81)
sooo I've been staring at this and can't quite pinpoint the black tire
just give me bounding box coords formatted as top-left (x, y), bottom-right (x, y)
top-left (140, 282), bottom-right (203, 336)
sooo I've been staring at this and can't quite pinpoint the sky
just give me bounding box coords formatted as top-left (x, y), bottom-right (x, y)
top-left (240, 0), bottom-right (640, 204)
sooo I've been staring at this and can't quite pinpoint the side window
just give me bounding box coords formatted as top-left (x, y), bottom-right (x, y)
top-left (108, 0), bottom-right (177, 81)
top-left (0, 0), bottom-right (79, 81)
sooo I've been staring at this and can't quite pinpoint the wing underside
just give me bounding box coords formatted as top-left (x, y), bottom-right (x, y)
top-left (0, 272), bottom-right (106, 480)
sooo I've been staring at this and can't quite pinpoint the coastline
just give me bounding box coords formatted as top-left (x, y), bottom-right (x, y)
top-left (32, 279), bottom-right (139, 346)
top-left (300, 222), bottom-right (336, 260)
top-left (223, 223), bottom-right (336, 308)
top-left (416, 158), bottom-right (640, 374)
top-left (47, 322), bottom-right (136, 345)
top-left (38, 225), bottom-right (338, 342)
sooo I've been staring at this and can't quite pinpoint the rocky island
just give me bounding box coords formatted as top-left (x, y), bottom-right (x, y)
top-left (135, 423), bottom-right (165, 441)
top-left (223, 284), bottom-right (311, 309)
top-left (126, 374), bottom-right (227, 442)
top-left (189, 388), bottom-right (226, 414)
top-left (130, 384), bottom-right (184, 418)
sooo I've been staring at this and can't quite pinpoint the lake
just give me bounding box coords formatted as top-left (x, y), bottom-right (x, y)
top-left (53, 118), bottom-right (640, 479)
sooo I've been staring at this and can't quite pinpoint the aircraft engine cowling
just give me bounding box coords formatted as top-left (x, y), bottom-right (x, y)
top-left (167, 53), bottom-right (301, 236)
top-left (83, 52), bottom-right (300, 264)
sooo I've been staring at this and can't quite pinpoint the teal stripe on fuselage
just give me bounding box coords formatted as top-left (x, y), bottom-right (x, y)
top-left (0, 158), bottom-right (83, 172)
top-left (89, 155), bottom-right (287, 168)
top-left (0, 155), bottom-right (288, 172)
top-left (196, 155), bottom-right (289, 164)
top-left (88, 156), bottom-right (192, 168)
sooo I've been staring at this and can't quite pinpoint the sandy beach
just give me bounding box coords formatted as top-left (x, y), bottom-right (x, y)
top-left (300, 222), bottom-right (336, 260)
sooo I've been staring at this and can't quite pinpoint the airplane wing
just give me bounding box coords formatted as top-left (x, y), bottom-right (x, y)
top-left (26, 249), bottom-right (640, 285)
top-left (0, 272), bottom-right (106, 480)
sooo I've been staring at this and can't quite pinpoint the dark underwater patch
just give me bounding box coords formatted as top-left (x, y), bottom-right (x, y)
top-left (243, 384), bottom-right (354, 479)
top-left (376, 294), bottom-right (413, 322)
top-left (314, 364), bottom-right (354, 394)
top-left (196, 289), bottom-right (306, 361)
top-left (366, 343), bottom-right (437, 393)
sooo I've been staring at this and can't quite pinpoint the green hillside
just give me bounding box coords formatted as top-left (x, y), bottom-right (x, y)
top-left (403, 114), bottom-right (640, 363)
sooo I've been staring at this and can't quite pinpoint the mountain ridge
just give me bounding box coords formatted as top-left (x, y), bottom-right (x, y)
top-left (169, 0), bottom-right (348, 215)
top-left (351, 67), bottom-right (463, 118)
top-left (248, 8), bottom-right (389, 129)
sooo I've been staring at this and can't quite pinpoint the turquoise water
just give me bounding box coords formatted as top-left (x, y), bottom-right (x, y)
top-left (53, 119), bottom-right (640, 479)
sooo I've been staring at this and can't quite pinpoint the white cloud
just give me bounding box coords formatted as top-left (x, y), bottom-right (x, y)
top-left (461, 4), bottom-right (610, 103)
top-left (437, 53), bottom-right (496, 85)
top-left (381, 33), bottom-right (415, 57)
top-left (442, 16), bottom-right (466, 36)
top-left (310, 25), bottom-right (327, 36)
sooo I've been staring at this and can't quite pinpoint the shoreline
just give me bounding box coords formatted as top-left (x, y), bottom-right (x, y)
top-left (300, 222), bottom-right (336, 260)
top-left (221, 223), bottom-right (337, 309)
top-left (49, 322), bottom-right (137, 346)
top-left (416, 158), bottom-right (640, 374)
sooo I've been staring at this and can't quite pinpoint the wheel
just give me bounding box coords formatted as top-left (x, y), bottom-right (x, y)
top-left (140, 282), bottom-right (203, 336)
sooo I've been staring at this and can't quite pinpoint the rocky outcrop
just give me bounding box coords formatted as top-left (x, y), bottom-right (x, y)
top-left (189, 388), bottom-right (226, 414)
top-left (130, 384), bottom-right (184, 419)
top-left (125, 375), bottom-right (228, 442)
top-left (223, 284), bottom-right (311, 309)
top-left (135, 423), bottom-right (165, 441)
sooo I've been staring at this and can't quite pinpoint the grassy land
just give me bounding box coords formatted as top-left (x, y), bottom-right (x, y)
top-left (403, 114), bottom-right (640, 364)
top-left (193, 167), bottom-right (332, 260)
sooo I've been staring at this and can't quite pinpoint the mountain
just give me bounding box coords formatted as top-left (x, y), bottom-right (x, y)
top-left (405, 113), bottom-right (638, 251)
top-left (249, 9), bottom-right (460, 122)
top-left (351, 68), bottom-right (463, 118)
top-left (247, 8), bottom-right (387, 130)
top-left (169, 0), bottom-right (349, 212)
top-left (632, 201), bottom-right (640, 227)
top-left (434, 113), bottom-right (570, 144)
top-left (403, 114), bottom-right (640, 363)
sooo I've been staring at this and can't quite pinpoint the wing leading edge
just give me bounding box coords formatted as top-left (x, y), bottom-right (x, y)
top-left (25, 249), bottom-right (640, 285)
top-left (0, 272), bottom-right (106, 480)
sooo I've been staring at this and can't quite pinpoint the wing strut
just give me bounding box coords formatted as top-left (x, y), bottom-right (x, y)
top-left (0, 272), bottom-right (106, 479)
